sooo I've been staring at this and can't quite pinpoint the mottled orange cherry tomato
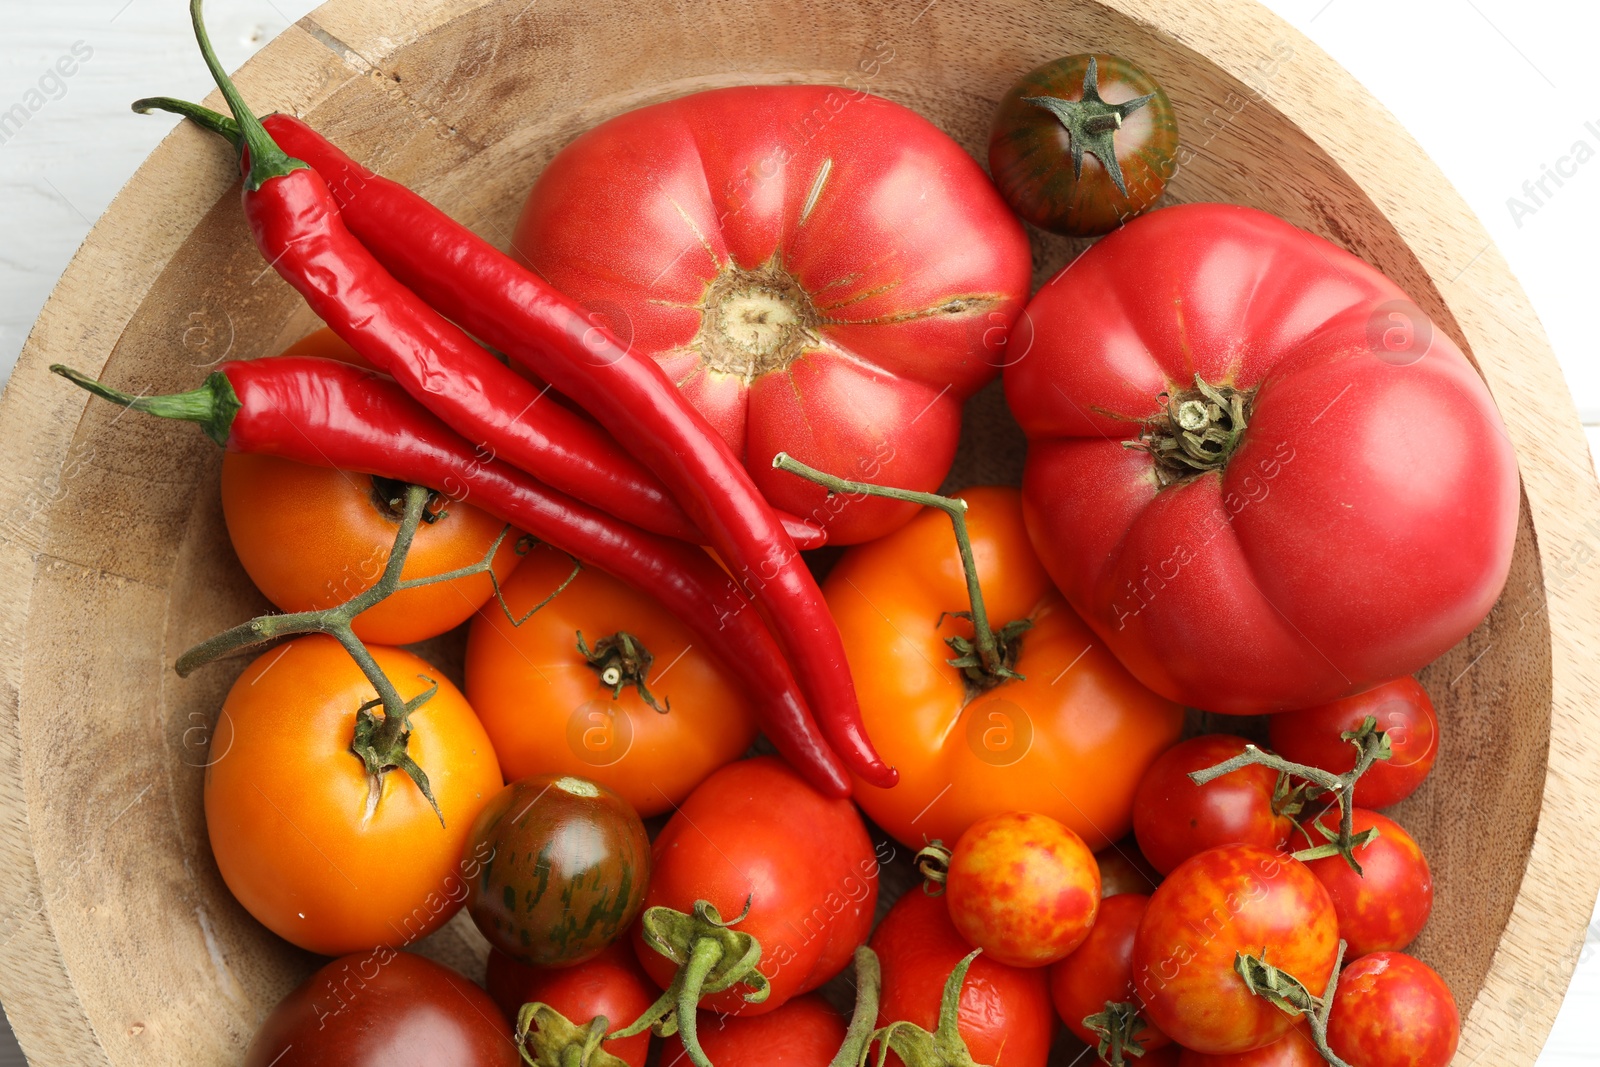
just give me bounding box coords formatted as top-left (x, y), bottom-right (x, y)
top-left (1132, 734), bottom-right (1294, 875)
top-left (205, 636), bottom-right (502, 955)
top-left (824, 486), bottom-right (1184, 852)
top-left (945, 811), bottom-right (1100, 967)
top-left (1178, 1027), bottom-right (1324, 1065)
top-left (1327, 953), bottom-right (1460, 1067)
top-left (1049, 893), bottom-right (1169, 1054)
top-left (466, 542), bottom-right (758, 817)
top-left (1302, 808), bottom-right (1432, 957)
top-left (1132, 844), bottom-right (1339, 1055)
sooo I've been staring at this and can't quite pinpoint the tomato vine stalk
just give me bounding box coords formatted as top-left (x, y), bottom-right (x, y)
top-left (1235, 939), bottom-right (1355, 1067)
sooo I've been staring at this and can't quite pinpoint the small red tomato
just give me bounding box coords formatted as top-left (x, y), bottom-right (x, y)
top-left (1096, 840), bottom-right (1162, 897)
top-left (1268, 677), bottom-right (1439, 809)
top-left (946, 811), bottom-right (1101, 967)
top-left (485, 941), bottom-right (655, 1066)
top-left (1133, 735), bottom-right (1294, 875)
top-left (1178, 1027), bottom-right (1324, 1065)
top-left (1328, 952), bottom-right (1460, 1067)
top-left (1132, 844), bottom-right (1339, 1055)
top-left (1049, 894), bottom-right (1169, 1054)
top-left (662, 994), bottom-right (847, 1067)
top-left (244, 951), bottom-right (518, 1066)
top-left (872, 888), bottom-right (1055, 1067)
top-left (1301, 808), bottom-right (1432, 957)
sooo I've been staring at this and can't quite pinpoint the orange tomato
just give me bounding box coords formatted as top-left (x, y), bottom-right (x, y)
top-left (279, 325), bottom-right (377, 367)
top-left (204, 635), bottom-right (502, 955)
top-left (465, 542), bottom-right (759, 816)
top-left (823, 486), bottom-right (1183, 851)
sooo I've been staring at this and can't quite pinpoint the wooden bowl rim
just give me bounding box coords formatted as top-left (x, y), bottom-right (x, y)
top-left (1, 0), bottom-right (1598, 1063)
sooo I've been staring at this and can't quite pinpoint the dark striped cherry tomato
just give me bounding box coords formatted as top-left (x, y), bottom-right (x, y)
top-left (661, 994), bottom-right (847, 1067)
top-left (465, 775), bottom-right (650, 968)
top-left (485, 941), bottom-right (655, 1066)
top-left (1132, 735), bottom-right (1295, 875)
top-left (1049, 894), bottom-right (1169, 1055)
top-left (1268, 677), bottom-right (1440, 809)
top-left (1327, 952), bottom-right (1460, 1067)
top-left (1302, 808), bottom-right (1432, 957)
top-left (988, 53), bottom-right (1178, 236)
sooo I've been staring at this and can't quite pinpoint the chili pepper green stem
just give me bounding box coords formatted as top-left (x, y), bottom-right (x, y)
top-left (131, 95), bottom-right (241, 147)
top-left (1234, 939), bottom-right (1353, 1067)
top-left (50, 364), bottom-right (239, 447)
top-left (773, 452), bottom-right (1025, 684)
top-left (189, 0), bottom-right (307, 190)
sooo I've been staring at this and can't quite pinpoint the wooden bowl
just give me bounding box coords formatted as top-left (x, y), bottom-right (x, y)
top-left (2, 0), bottom-right (1598, 1062)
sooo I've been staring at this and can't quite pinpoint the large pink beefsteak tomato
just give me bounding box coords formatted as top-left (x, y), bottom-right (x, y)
top-left (1005, 203), bottom-right (1518, 713)
top-left (514, 85), bottom-right (1034, 543)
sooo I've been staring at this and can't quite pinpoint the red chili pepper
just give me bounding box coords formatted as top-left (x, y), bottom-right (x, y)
top-left (133, 69), bottom-right (893, 788)
top-left (52, 355), bottom-right (850, 797)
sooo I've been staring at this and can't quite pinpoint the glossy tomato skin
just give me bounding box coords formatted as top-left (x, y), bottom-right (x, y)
top-left (1303, 808), bottom-right (1432, 957)
top-left (1049, 893), bottom-right (1169, 1052)
top-left (206, 636), bottom-right (502, 955)
top-left (1327, 953), bottom-right (1460, 1067)
top-left (1132, 735), bottom-right (1293, 875)
top-left (514, 86), bottom-right (1033, 544)
top-left (946, 811), bottom-right (1100, 967)
top-left (661, 994), bottom-right (847, 1067)
top-left (243, 951), bottom-right (517, 1067)
top-left (636, 757), bottom-right (877, 1016)
top-left (989, 53), bottom-right (1178, 236)
top-left (1177, 1027), bottom-right (1324, 1066)
top-left (1132, 844), bottom-right (1339, 1054)
top-left (485, 942), bottom-right (654, 1066)
top-left (1095, 840), bottom-right (1163, 897)
top-left (1006, 204), bottom-right (1519, 714)
top-left (222, 330), bottom-right (522, 646)
top-left (825, 486), bottom-right (1184, 851)
top-left (466, 542), bottom-right (758, 816)
top-left (1268, 678), bottom-right (1440, 809)
top-left (873, 889), bottom-right (1055, 1067)
top-left (466, 775), bottom-right (650, 968)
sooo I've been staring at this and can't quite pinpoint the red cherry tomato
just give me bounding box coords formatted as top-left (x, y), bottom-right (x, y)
top-left (1095, 840), bottom-right (1162, 897)
top-left (1301, 808), bottom-right (1432, 957)
top-left (1049, 894), bottom-right (1169, 1054)
top-left (1177, 1027), bottom-right (1324, 1065)
top-left (946, 811), bottom-right (1101, 967)
top-left (485, 942), bottom-right (656, 1066)
top-left (243, 951), bottom-right (517, 1066)
top-left (634, 757), bottom-right (877, 1017)
top-left (1267, 677), bottom-right (1440, 809)
top-left (662, 994), bottom-right (847, 1067)
top-left (1327, 952), bottom-right (1460, 1067)
top-left (1132, 735), bottom-right (1293, 875)
top-left (1132, 844), bottom-right (1339, 1055)
top-left (871, 889), bottom-right (1055, 1067)
top-left (515, 86), bottom-right (1033, 544)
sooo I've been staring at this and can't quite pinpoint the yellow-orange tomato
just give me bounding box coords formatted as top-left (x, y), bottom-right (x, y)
top-left (465, 543), bottom-right (758, 816)
top-left (823, 486), bottom-right (1183, 851)
top-left (946, 811), bottom-right (1101, 967)
top-left (221, 451), bottom-right (523, 645)
top-left (279, 325), bottom-right (377, 367)
top-left (204, 636), bottom-right (502, 955)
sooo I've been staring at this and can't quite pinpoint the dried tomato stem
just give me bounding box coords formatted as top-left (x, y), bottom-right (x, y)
top-left (1125, 376), bottom-right (1254, 486)
top-left (914, 841), bottom-right (953, 895)
top-left (1234, 939), bottom-right (1353, 1067)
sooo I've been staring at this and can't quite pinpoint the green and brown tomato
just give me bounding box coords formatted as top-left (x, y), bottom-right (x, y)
top-left (988, 53), bottom-right (1178, 236)
top-left (465, 774), bottom-right (650, 968)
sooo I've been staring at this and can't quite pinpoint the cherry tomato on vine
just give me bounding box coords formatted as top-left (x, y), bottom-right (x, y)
top-left (1301, 808), bottom-right (1432, 957)
top-left (1132, 844), bottom-right (1339, 1055)
top-left (1049, 893), bottom-right (1169, 1056)
top-left (871, 888), bottom-right (1055, 1067)
top-left (989, 53), bottom-right (1178, 236)
top-left (824, 486), bottom-right (1183, 852)
top-left (465, 774), bottom-right (649, 968)
top-left (662, 994), bottom-right (847, 1067)
top-left (945, 811), bottom-right (1100, 967)
top-left (1268, 677), bottom-right (1440, 809)
top-left (466, 542), bottom-right (758, 817)
top-left (1177, 1027), bottom-right (1324, 1066)
top-left (1133, 735), bottom-right (1295, 875)
top-left (206, 636), bottom-right (501, 955)
top-left (1327, 952), bottom-right (1460, 1067)
top-left (244, 951), bottom-right (517, 1066)
top-left (486, 941), bottom-right (655, 1066)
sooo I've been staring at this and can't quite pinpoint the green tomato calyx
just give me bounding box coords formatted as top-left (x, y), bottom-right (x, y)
top-left (1023, 56), bottom-right (1156, 197)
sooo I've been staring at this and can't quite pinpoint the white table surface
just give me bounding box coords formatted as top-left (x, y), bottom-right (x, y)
top-left (2, 0), bottom-right (1598, 1063)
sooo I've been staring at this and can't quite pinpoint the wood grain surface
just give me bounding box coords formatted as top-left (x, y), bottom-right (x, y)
top-left (1, 0), bottom-right (1598, 1064)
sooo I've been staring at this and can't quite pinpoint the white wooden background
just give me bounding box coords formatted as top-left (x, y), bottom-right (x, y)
top-left (2, 0), bottom-right (1597, 1063)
